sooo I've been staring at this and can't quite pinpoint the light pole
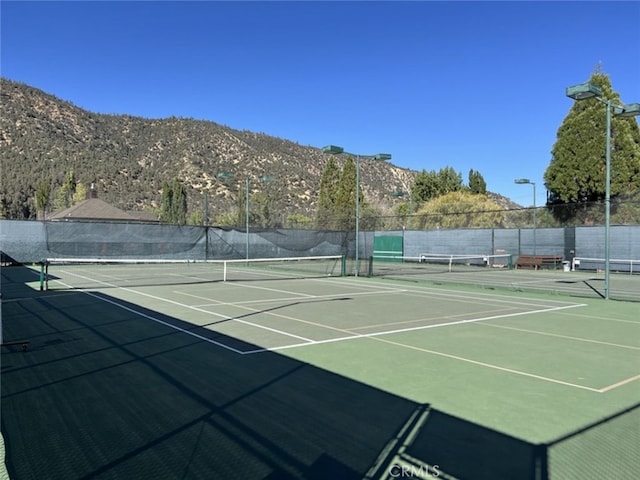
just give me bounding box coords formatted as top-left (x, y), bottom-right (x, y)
top-left (514, 178), bottom-right (536, 256)
top-left (322, 145), bottom-right (391, 276)
top-left (217, 172), bottom-right (275, 260)
top-left (566, 82), bottom-right (640, 299)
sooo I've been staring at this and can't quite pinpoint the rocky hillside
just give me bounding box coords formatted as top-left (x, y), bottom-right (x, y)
top-left (0, 78), bottom-right (417, 220)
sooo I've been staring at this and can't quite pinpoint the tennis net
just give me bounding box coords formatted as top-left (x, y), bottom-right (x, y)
top-left (573, 257), bottom-right (640, 274)
top-left (367, 253), bottom-right (513, 277)
top-left (40, 255), bottom-right (345, 290)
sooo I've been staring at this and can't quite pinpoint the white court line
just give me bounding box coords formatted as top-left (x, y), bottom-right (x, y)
top-left (372, 337), bottom-right (604, 393)
top-left (245, 304), bottom-right (607, 392)
top-left (39, 269), bottom-right (634, 392)
top-left (52, 269), bottom-right (587, 353)
top-left (219, 281), bottom-right (317, 298)
top-left (477, 323), bottom-right (640, 351)
top-left (598, 374), bottom-right (640, 393)
top-left (49, 272), bottom-right (629, 393)
top-left (44, 277), bottom-right (247, 354)
top-left (175, 287), bottom-right (408, 307)
top-left (56, 270), bottom-right (313, 342)
top-left (346, 305), bottom-right (518, 332)
top-left (559, 311), bottom-right (640, 325)
top-left (331, 276), bottom-right (584, 308)
top-left (243, 303), bottom-right (587, 353)
top-left (84, 291), bottom-right (249, 353)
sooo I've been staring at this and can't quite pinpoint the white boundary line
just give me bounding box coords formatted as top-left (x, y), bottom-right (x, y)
top-left (476, 323), bottom-right (640, 351)
top-left (42, 270), bottom-right (639, 392)
top-left (242, 303), bottom-right (586, 353)
top-left (175, 286), bottom-right (409, 307)
top-left (598, 374), bottom-right (640, 393)
top-left (48, 270), bottom-right (588, 356)
top-left (55, 270), bottom-right (314, 343)
top-left (371, 337), bottom-right (605, 393)
top-left (36, 267), bottom-right (638, 393)
top-left (46, 279), bottom-right (248, 354)
top-left (85, 291), bottom-right (249, 353)
top-left (328, 276), bottom-right (585, 308)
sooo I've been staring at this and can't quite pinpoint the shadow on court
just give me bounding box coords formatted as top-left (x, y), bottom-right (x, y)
top-left (2, 266), bottom-right (637, 479)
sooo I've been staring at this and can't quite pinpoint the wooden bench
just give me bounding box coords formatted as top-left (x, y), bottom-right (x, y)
top-left (516, 255), bottom-right (563, 270)
top-left (1, 341), bottom-right (30, 352)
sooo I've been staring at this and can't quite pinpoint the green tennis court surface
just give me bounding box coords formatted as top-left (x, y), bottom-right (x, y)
top-left (2, 264), bottom-right (638, 479)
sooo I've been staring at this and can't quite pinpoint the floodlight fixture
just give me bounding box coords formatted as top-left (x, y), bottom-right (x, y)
top-left (321, 144), bottom-right (392, 276)
top-left (618, 103), bottom-right (640, 117)
top-left (565, 81), bottom-right (639, 299)
top-left (322, 145), bottom-right (344, 155)
top-left (566, 82), bottom-right (603, 101)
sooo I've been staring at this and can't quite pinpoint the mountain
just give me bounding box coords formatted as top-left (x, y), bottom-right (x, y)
top-left (0, 78), bottom-right (417, 222)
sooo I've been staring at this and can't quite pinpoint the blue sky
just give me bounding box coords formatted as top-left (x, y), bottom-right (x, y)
top-left (2, 1), bottom-right (639, 206)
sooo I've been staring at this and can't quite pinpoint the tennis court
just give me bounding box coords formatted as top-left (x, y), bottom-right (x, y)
top-left (38, 259), bottom-right (596, 356)
top-left (1, 259), bottom-right (639, 479)
top-left (368, 253), bottom-right (640, 301)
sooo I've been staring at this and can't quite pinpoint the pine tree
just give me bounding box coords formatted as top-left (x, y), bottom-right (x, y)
top-left (437, 167), bottom-right (463, 194)
top-left (412, 167), bottom-right (464, 204)
top-left (468, 169), bottom-right (487, 194)
top-left (545, 71), bottom-right (640, 218)
top-left (412, 170), bottom-right (439, 204)
top-left (35, 180), bottom-right (51, 220)
top-left (171, 178), bottom-right (187, 225)
top-left (316, 157), bottom-right (341, 229)
top-left (160, 181), bottom-right (173, 222)
top-left (53, 170), bottom-right (77, 211)
top-left (335, 157), bottom-right (358, 230)
top-left (73, 183), bottom-right (88, 204)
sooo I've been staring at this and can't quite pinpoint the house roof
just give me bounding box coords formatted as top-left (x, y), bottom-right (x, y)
top-left (49, 198), bottom-right (158, 222)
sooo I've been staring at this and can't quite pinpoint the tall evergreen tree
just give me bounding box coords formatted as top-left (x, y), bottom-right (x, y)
top-left (335, 157), bottom-right (358, 230)
top-left (160, 181), bottom-right (173, 222)
top-left (171, 178), bottom-right (187, 225)
top-left (545, 71), bottom-right (640, 214)
top-left (468, 169), bottom-right (487, 194)
top-left (35, 180), bottom-right (51, 219)
top-left (412, 169), bottom-right (440, 204)
top-left (437, 167), bottom-right (463, 194)
top-left (316, 157), bottom-right (341, 229)
top-left (72, 183), bottom-right (88, 204)
top-left (53, 170), bottom-right (77, 211)
top-left (412, 167), bottom-right (464, 204)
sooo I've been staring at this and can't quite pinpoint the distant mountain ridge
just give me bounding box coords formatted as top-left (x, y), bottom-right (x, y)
top-left (1, 77), bottom-right (422, 221)
top-left (0, 77), bottom-right (519, 221)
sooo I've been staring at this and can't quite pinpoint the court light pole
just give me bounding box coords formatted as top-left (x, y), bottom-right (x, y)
top-left (322, 145), bottom-right (392, 276)
top-left (218, 172), bottom-right (275, 260)
top-left (566, 82), bottom-right (640, 299)
top-left (514, 179), bottom-right (536, 256)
